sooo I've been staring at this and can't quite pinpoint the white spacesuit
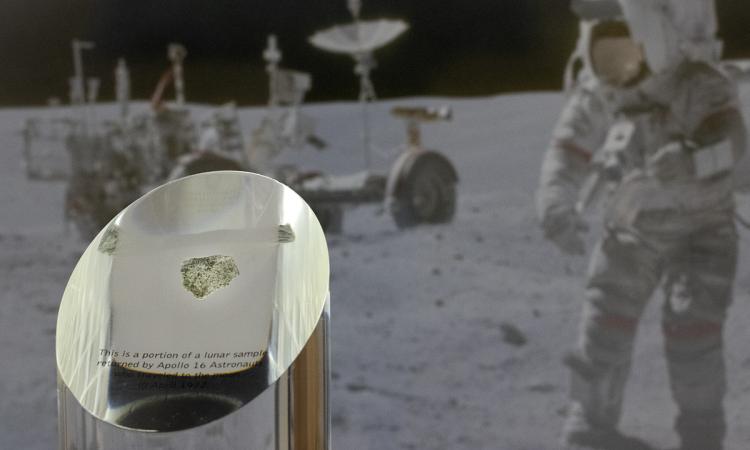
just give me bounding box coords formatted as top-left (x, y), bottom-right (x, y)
top-left (537, 1), bottom-right (747, 449)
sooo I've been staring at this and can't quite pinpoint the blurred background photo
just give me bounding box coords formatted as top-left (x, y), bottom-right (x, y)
top-left (3, 1), bottom-right (750, 449)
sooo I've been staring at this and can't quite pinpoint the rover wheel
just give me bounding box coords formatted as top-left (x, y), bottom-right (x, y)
top-left (311, 204), bottom-right (344, 234)
top-left (391, 159), bottom-right (456, 228)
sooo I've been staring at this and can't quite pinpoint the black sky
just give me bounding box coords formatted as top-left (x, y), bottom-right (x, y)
top-left (1, 1), bottom-right (750, 106)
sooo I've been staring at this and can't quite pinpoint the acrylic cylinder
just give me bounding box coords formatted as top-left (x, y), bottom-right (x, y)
top-left (56, 171), bottom-right (330, 450)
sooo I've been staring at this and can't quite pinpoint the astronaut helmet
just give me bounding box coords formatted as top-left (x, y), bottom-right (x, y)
top-left (589, 20), bottom-right (647, 88)
top-left (568, 0), bottom-right (722, 87)
top-left (566, 1), bottom-right (646, 89)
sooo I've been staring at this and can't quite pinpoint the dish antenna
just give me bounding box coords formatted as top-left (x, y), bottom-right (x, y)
top-left (309, 0), bottom-right (408, 169)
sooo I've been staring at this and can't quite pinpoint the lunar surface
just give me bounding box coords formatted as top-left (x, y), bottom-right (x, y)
top-left (2, 90), bottom-right (750, 449)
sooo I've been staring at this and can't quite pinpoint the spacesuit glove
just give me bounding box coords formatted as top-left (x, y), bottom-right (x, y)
top-left (646, 141), bottom-right (695, 182)
top-left (541, 206), bottom-right (587, 256)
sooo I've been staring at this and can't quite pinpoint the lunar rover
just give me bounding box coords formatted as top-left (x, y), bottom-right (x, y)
top-left (22, 1), bottom-right (458, 239)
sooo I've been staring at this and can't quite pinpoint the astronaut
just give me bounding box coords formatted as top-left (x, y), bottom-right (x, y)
top-left (536, 1), bottom-right (747, 449)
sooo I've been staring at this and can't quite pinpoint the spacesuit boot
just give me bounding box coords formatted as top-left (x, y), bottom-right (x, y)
top-left (560, 352), bottom-right (651, 450)
top-left (562, 403), bottom-right (625, 450)
top-left (668, 350), bottom-right (727, 450)
top-left (673, 411), bottom-right (724, 450)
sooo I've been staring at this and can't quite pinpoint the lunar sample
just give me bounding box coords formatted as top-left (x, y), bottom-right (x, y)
top-left (180, 255), bottom-right (240, 299)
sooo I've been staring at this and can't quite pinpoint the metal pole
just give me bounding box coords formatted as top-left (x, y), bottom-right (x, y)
top-left (355, 52), bottom-right (376, 170)
top-left (264, 35), bottom-right (282, 110)
top-left (57, 171), bottom-right (331, 450)
top-left (349, 0), bottom-right (371, 169)
top-left (71, 39), bottom-right (90, 107)
top-left (347, 0), bottom-right (362, 20)
top-left (86, 78), bottom-right (100, 133)
top-left (168, 43), bottom-right (188, 108)
top-left (71, 39), bottom-right (95, 133)
top-left (115, 58), bottom-right (131, 121)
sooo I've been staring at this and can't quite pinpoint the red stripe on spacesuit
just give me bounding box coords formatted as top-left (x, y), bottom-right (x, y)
top-left (557, 140), bottom-right (593, 162)
top-left (662, 322), bottom-right (722, 339)
top-left (701, 106), bottom-right (737, 126)
top-left (595, 313), bottom-right (637, 332)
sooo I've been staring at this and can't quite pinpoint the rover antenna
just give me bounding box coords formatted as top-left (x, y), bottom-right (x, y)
top-left (309, 1), bottom-right (408, 169)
